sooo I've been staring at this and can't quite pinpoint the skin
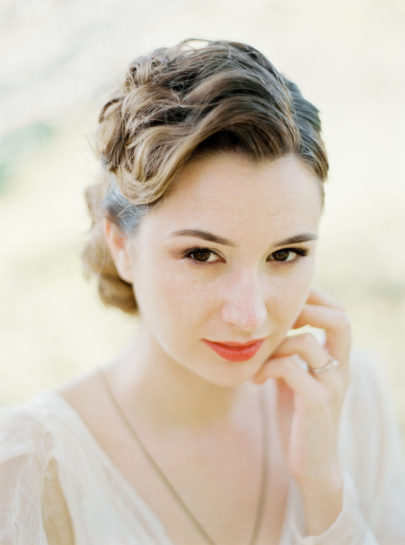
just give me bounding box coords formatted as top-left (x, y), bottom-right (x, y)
top-left (104, 152), bottom-right (351, 536)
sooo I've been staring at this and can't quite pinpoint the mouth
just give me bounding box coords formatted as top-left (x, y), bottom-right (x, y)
top-left (202, 338), bottom-right (265, 362)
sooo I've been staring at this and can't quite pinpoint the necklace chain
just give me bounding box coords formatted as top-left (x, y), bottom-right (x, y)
top-left (100, 367), bottom-right (269, 545)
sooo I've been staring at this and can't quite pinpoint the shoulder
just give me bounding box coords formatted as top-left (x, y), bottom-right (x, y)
top-left (0, 389), bottom-right (96, 500)
top-left (0, 393), bottom-right (56, 466)
top-left (0, 387), bottom-right (92, 467)
top-left (0, 394), bottom-right (78, 543)
top-left (0, 395), bottom-right (56, 531)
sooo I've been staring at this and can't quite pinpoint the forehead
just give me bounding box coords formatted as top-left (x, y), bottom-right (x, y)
top-left (140, 153), bottom-right (323, 240)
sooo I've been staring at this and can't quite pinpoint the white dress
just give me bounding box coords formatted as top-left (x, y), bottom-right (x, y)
top-left (1, 350), bottom-right (405, 545)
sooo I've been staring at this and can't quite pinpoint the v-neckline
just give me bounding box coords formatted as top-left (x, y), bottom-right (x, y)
top-left (36, 386), bottom-right (293, 545)
top-left (38, 389), bottom-right (176, 544)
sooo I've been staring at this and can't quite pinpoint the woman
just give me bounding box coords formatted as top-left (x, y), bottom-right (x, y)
top-left (1, 39), bottom-right (404, 545)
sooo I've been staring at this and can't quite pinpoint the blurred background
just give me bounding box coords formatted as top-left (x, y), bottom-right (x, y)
top-left (1, 0), bottom-right (404, 440)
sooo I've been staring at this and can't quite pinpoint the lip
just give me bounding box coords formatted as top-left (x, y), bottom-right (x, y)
top-left (202, 338), bottom-right (265, 362)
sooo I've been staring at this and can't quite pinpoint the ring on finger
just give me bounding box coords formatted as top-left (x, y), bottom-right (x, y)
top-left (310, 356), bottom-right (340, 375)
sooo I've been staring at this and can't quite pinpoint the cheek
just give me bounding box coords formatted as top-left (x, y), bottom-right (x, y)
top-left (267, 262), bottom-right (315, 323)
top-left (134, 258), bottom-right (207, 331)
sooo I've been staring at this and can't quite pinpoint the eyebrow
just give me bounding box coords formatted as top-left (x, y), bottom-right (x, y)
top-left (170, 229), bottom-right (318, 247)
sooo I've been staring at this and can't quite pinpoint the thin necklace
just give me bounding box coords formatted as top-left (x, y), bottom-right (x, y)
top-left (99, 367), bottom-right (269, 545)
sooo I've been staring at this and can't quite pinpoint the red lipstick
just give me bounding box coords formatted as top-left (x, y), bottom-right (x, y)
top-left (202, 338), bottom-right (265, 362)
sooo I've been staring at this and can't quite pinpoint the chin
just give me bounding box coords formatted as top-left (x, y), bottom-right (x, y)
top-left (195, 365), bottom-right (260, 388)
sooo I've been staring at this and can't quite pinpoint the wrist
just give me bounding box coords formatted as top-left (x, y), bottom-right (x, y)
top-left (296, 473), bottom-right (344, 536)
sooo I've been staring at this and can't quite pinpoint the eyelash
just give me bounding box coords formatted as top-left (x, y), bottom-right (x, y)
top-left (183, 247), bottom-right (309, 265)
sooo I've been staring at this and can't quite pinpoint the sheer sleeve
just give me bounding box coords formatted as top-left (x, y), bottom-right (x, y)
top-left (0, 405), bottom-right (74, 545)
top-left (288, 350), bottom-right (405, 544)
top-left (1, 392), bottom-right (176, 545)
top-left (42, 459), bottom-right (75, 545)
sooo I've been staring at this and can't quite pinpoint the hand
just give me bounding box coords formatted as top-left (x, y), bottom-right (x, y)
top-left (251, 288), bottom-right (351, 485)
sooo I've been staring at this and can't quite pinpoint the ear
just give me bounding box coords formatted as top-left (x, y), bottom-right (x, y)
top-left (103, 218), bottom-right (134, 284)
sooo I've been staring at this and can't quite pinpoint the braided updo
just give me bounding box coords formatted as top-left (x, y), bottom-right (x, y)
top-left (82, 39), bottom-right (329, 314)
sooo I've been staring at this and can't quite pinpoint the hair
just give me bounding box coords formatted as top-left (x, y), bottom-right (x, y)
top-left (82, 39), bottom-right (329, 314)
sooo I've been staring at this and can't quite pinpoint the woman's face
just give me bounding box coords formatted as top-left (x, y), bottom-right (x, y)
top-left (126, 152), bottom-right (323, 386)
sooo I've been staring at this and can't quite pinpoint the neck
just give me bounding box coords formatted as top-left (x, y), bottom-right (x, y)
top-left (108, 323), bottom-right (258, 433)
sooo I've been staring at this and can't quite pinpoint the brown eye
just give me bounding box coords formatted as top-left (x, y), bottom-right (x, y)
top-left (185, 248), bottom-right (218, 263)
top-left (269, 248), bottom-right (308, 263)
top-left (271, 249), bottom-right (292, 262)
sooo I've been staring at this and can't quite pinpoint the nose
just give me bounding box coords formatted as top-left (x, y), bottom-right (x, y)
top-left (220, 269), bottom-right (268, 332)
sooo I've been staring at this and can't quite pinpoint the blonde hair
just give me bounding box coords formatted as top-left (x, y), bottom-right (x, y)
top-left (82, 39), bottom-right (329, 314)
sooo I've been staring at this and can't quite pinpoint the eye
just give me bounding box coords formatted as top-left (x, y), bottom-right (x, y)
top-left (268, 247), bottom-right (308, 263)
top-left (183, 247), bottom-right (221, 263)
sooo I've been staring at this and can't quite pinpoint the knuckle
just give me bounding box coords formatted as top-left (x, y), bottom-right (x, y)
top-left (336, 311), bottom-right (351, 331)
top-left (301, 332), bottom-right (317, 349)
top-left (288, 355), bottom-right (300, 372)
top-left (290, 354), bottom-right (309, 373)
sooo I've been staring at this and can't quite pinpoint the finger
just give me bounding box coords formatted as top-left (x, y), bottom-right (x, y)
top-left (305, 289), bottom-right (346, 312)
top-left (272, 332), bottom-right (326, 363)
top-left (272, 333), bottom-right (331, 377)
top-left (252, 355), bottom-right (325, 406)
top-left (291, 304), bottom-right (351, 369)
top-left (274, 335), bottom-right (347, 396)
top-left (275, 333), bottom-right (341, 379)
top-left (254, 333), bottom-right (344, 389)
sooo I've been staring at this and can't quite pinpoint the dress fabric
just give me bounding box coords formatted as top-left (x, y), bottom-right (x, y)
top-left (1, 349), bottom-right (405, 545)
